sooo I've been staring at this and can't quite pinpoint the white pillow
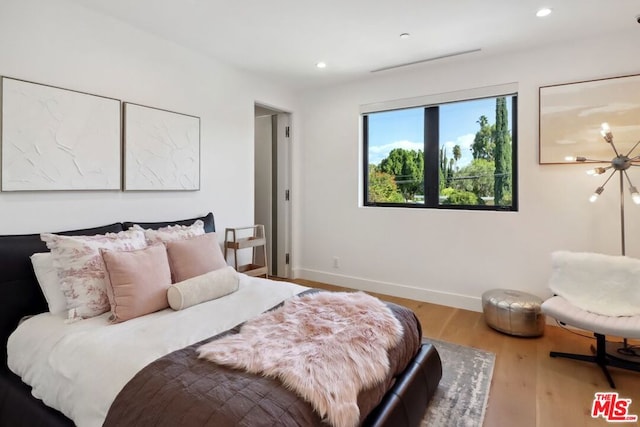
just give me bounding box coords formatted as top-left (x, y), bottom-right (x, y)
top-left (41, 229), bottom-right (148, 321)
top-left (30, 252), bottom-right (67, 315)
top-left (167, 267), bottom-right (239, 310)
top-left (133, 220), bottom-right (205, 245)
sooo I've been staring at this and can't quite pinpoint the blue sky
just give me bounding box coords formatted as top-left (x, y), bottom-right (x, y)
top-left (367, 97), bottom-right (512, 168)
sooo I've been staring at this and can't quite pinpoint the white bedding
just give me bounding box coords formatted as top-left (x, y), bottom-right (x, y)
top-left (7, 274), bottom-right (308, 427)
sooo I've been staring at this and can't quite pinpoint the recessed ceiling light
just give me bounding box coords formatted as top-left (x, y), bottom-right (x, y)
top-left (536, 7), bottom-right (552, 17)
top-left (316, 62), bottom-right (327, 69)
top-left (399, 33), bottom-right (410, 39)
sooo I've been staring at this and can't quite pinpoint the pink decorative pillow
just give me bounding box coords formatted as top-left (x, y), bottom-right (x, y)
top-left (41, 229), bottom-right (148, 320)
top-left (133, 220), bottom-right (205, 245)
top-left (165, 232), bottom-right (227, 283)
top-left (101, 245), bottom-right (172, 323)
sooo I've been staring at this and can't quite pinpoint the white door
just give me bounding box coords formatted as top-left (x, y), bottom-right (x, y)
top-left (254, 105), bottom-right (291, 278)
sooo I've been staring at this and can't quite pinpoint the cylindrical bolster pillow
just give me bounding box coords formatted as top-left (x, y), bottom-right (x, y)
top-left (168, 266), bottom-right (239, 310)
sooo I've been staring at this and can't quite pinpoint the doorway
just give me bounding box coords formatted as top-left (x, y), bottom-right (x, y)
top-left (254, 104), bottom-right (291, 278)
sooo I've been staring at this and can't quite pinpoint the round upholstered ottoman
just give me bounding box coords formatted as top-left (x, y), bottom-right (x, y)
top-left (482, 289), bottom-right (545, 337)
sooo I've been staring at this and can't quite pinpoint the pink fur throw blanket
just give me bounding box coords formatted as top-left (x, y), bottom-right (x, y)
top-left (197, 291), bottom-right (403, 427)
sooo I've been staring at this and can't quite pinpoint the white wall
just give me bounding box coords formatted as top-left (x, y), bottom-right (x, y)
top-left (294, 30), bottom-right (640, 311)
top-left (2, 0), bottom-right (638, 312)
top-left (0, 0), bottom-right (296, 236)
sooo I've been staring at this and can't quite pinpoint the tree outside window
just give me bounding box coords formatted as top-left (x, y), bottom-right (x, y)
top-left (364, 94), bottom-right (517, 211)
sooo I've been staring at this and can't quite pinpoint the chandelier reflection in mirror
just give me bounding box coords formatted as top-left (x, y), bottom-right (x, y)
top-left (565, 122), bottom-right (640, 255)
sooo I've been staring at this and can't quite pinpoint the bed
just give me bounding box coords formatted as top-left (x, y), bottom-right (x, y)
top-left (0, 213), bottom-right (442, 427)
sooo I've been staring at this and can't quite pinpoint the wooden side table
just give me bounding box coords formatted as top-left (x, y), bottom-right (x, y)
top-left (224, 225), bottom-right (268, 278)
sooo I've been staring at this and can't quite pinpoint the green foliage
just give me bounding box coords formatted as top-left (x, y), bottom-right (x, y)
top-left (493, 97), bottom-right (512, 206)
top-left (369, 96), bottom-right (514, 208)
top-left (379, 148), bottom-right (424, 201)
top-left (452, 145), bottom-right (461, 163)
top-left (471, 115), bottom-right (495, 161)
top-left (452, 158), bottom-right (495, 198)
top-left (439, 147), bottom-right (454, 188)
top-left (367, 165), bottom-right (404, 203)
top-left (440, 188), bottom-right (485, 205)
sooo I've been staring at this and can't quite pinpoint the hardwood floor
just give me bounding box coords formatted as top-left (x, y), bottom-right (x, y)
top-left (292, 279), bottom-right (640, 427)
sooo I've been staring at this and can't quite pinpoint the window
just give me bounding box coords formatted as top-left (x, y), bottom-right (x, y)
top-left (363, 91), bottom-right (518, 211)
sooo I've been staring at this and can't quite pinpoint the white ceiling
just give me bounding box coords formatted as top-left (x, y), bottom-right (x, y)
top-left (72, 0), bottom-right (640, 89)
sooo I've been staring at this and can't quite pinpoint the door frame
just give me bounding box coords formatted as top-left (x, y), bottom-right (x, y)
top-left (254, 103), bottom-right (291, 278)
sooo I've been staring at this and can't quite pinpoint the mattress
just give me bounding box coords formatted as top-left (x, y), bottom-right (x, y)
top-left (7, 274), bottom-right (308, 427)
top-left (103, 294), bottom-right (422, 427)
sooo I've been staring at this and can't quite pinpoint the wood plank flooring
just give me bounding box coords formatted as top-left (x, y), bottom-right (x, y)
top-left (292, 279), bottom-right (640, 427)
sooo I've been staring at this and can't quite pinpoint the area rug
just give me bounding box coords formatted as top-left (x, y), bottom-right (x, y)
top-left (421, 339), bottom-right (495, 427)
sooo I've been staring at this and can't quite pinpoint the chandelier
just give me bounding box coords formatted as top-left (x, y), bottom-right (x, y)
top-left (565, 123), bottom-right (640, 255)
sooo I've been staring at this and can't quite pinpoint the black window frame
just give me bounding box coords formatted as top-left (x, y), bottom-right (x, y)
top-left (363, 94), bottom-right (518, 212)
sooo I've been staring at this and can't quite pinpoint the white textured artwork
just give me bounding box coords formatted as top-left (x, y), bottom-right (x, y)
top-left (1, 78), bottom-right (121, 191)
top-left (124, 103), bottom-right (200, 190)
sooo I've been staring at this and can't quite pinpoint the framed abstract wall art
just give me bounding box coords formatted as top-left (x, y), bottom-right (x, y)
top-left (123, 103), bottom-right (200, 191)
top-left (1, 77), bottom-right (121, 191)
top-left (539, 74), bottom-right (640, 164)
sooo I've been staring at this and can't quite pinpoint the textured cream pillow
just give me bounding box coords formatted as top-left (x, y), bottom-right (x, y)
top-left (165, 232), bottom-right (227, 283)
top-left (101, 245), bottom-right (172, 323)
top-left (168, 266), bottom-right (239, 310)
top-left (41, 229), bottom-right (148, 320)
top-left (133, 220), bottom-right (205, 245)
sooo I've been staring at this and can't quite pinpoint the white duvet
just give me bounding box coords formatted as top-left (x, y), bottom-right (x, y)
top-left (7, 274), bottom-right (308, 427)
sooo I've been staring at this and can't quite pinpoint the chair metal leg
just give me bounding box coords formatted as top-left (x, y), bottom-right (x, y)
top-left (594, 334), bottom-right (617, 389)
top-left (549, 333), bottom-right (622, 389)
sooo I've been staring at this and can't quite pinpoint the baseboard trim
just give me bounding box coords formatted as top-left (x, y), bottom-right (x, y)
top-left (295, 268), bottom-right (483, 312)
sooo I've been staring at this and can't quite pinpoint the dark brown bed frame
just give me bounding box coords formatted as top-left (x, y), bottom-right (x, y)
top-left (0, 213), bottom-right (442, 427)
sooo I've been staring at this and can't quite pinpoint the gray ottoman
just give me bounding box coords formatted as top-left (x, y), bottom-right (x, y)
top-left (482, 289), bottom-right (545, 337)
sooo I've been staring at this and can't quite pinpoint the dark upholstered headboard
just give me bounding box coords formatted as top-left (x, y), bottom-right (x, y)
top-left (0, 213), bottom-right (215, 373)
top-left (0, 223), bottom-right (124, 372)
top-left (122, 212), bottom-right (215, 233)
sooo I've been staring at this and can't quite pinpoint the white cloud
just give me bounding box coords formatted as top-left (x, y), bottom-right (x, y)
top-left (541, 104), bottom-right (588, 115)
top-left (442, 133), bottom-right (474, 150)
top-left (441, 133), bottom-right (475, 167)
top-left (369, 140), bottom-right (423, 164)
top-left (555, 139), bottom-right (578, 145)
top-left (579, 102), bottom-right (639, 117)
top-left (369, 133), bottom-right (478, 168)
